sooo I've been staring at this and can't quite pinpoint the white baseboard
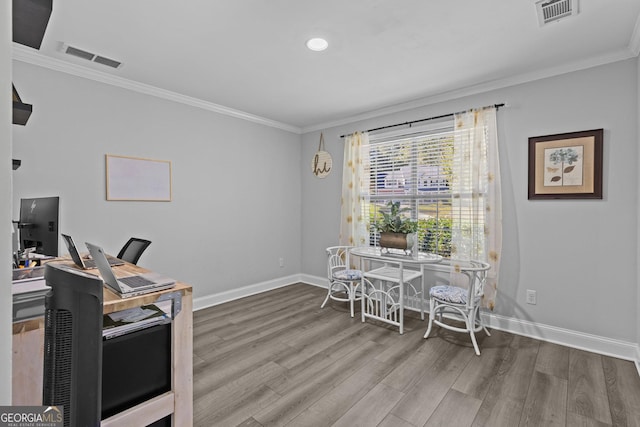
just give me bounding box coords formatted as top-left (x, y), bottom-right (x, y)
top-left (193, 273), bottom-right (640, 375)
top-left (192, 274), bottom-right (305, 311)
top-left (298, 274), bottom-right (327, 289)
top-left (483, 313), bottom-right (638, 362)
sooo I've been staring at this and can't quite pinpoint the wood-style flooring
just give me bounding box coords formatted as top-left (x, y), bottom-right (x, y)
top-left (193, 283), bottom-right (640, 427)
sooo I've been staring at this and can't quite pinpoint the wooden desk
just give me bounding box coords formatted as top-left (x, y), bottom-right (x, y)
top-left (12, 260), bottom-right (193, 427)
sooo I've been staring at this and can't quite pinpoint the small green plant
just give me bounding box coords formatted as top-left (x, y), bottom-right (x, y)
top-left (420, 217), bottom-right (451, 257)
top-left (374, 201), bottom-right (419, 234)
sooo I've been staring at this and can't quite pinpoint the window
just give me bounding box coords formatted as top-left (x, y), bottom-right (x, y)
top-left (348, 107), bottom-right (500, 308)
top-left (363, 120), bottom-right (457, 257)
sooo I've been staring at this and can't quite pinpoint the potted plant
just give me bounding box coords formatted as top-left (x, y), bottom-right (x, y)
top-left (373, 201), bottom-right (419, 253)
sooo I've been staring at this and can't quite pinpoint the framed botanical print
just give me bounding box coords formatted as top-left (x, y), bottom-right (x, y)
top-left (528, 129), bottom-right (603, 200)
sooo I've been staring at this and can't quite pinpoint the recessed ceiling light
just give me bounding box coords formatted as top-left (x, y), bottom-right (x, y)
top-left (306, 38), bottom-right (328, 52)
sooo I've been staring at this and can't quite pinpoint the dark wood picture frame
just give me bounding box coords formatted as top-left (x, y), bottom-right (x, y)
top-left (528, 129), bottom-right (603, 200)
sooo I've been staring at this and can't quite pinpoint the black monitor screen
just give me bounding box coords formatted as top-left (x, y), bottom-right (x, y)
top-left (19, 196), bottom-right (59, 256)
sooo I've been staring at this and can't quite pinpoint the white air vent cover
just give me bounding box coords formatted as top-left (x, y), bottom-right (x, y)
top-left (536, 0), bottom-right (578, 26)
top-left (59, 43), bottom-right (123, 69)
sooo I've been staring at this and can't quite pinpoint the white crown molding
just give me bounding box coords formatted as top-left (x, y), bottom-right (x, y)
top-left (12, 40), bottom-right (638, 139)
top-left (301, 47), bottom-right (637, 134)
top-left (12, 44), bottom-right (302, 134)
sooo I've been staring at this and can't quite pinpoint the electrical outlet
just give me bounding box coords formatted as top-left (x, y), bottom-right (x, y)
top-left (279, 257), bottom-right (284, 268)
top-left (526, 289), bottom-right (537, 305)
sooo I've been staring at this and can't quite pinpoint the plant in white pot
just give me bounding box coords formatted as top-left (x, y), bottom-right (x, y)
top-left (373, 201), bottom-right (419, 254)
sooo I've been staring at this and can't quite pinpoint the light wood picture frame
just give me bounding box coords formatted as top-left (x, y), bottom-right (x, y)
top-left (528, 129), bottom-right (603, 200)
top-left (106, 154), bottom-right (172, 201)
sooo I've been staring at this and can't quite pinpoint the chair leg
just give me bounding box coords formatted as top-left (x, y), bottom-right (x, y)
top-left (423, 298), bottom-right (435, 339)
top-left (349, 282), bottom-right (355, 318)
top-left (470, 330), bottom-right (481, 356)
top-left (476, 308), bottom-right (491, 336)
top-left (467, 314), bottom-right (481, 356)
top-left (320, 284), bottom-right (332, 308)
top-left (420, 278), bottom-right (425, 321)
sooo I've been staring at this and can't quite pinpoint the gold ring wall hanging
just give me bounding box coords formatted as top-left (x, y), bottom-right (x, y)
top-left (312, 132), bottom-right (332, 178)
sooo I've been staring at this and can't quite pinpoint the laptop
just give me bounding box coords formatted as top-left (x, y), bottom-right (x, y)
top-left (61, 233), bottom-right (125, 269)
top-left (85, 242), bottom-right (176, 298)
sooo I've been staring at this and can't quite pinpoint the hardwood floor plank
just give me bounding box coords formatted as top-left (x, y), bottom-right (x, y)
top-left (274, 317), bottom-right (369, 369)
top-left (567, 348), bottom-right (612, 425)
top-left (380, 336), bottom-right (450, 393)
top-left (236, 417), bottom-right (265, 427)
top-left (424, 388), bottom-right (483, 427)
top-left (220, 293), bottom-right (321, 334)
top-left (254, 340), bottom-right (384, 426)
top-left (535, 341), bottom-right (569, 380)
top-left (602, 356), bottom-right (640, 427)
top-left (471, 334), bottom-right (540, 427)
top-left (377, 414), bottom-right (417, 427)
top-left (390, 342), bottom-right (475, 426)
top-left (566, 412), bottom-right (612, 427)
top-left (285, 359), bottom-right (396, 427)
top-left (373, 324), bottom-right (427, 364)
top-left (519, 371), bottom-right (567, 427)
top-left (331, 383), bottom-right (405, 427)
top-left (472, 397), bottom-right (524, 427)
top-left (193, 285), bottom-right (311, 324)
top-left (452, 330), bottom-right (515, 400)
top-left (193, 348), bottom-right (288, 400)
top-left (194, 361), bottom-right (286, 419)
top-left (199, 293), bottom-right (320, 342)
top-left (267, 328), bottom-right (386, 395)
top-left (194, 303), bottom-right (325, 363)
top-left (195, 384), bottom-right (280, 427)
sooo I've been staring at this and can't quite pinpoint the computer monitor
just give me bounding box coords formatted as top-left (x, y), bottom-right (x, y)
top-left (18, 196), bottom-right (59, 256)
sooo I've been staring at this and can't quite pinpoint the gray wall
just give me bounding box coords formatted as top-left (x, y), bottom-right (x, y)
top-left (1, 1), bottom-right (13, 403)
top-left (302, 59), bottom-right (638, 343)
top-left (12, 61), bottom-right (302, 301)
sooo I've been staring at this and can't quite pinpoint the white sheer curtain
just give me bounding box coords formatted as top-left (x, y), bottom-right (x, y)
top-left (451, 107), bottom-right (502, 310)
top-left (339, 132), bottom-right (370, 248)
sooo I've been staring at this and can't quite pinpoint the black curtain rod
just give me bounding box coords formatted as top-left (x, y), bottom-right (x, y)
top-left (339, 103), bottom-right (505, 138)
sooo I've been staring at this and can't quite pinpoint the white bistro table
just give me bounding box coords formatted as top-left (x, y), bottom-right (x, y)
top-left (350, 246), bottom-right (442, 334)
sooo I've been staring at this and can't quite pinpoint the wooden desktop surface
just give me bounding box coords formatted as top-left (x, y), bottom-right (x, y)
top-left (52, 258), bottom-right (192, 314)
top-left (12, 258), bottom-right (194, 426)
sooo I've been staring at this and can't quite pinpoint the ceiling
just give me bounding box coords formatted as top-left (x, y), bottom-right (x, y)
top-left (13, 0), bottom-right (640, 133)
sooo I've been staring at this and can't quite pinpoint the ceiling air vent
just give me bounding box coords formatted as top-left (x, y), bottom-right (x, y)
top-left (93, 55), bottom-right (122, 69)
top-left (536, 0), bottom-right (578, 26)
top-left (60, 43), bottom-right (123, 69)
top-left (64, 45), bottom-right (95, 61)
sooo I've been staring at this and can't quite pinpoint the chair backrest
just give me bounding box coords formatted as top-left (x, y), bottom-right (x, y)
top-left (325, 246), bottom-right (352, 280)
top-left (117, 237), bottom-right (152, 265)
top-left (453, 260), bottom-right (490, 308)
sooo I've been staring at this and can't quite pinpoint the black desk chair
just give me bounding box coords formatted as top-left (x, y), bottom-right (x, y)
top-left (117, 238), bottom-right (152, 265)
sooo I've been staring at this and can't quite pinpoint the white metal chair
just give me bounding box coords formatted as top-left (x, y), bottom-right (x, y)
top-left (321, 246), bottom-right (362, 317)
top-left (423, 260), bottom-right (491, 355)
